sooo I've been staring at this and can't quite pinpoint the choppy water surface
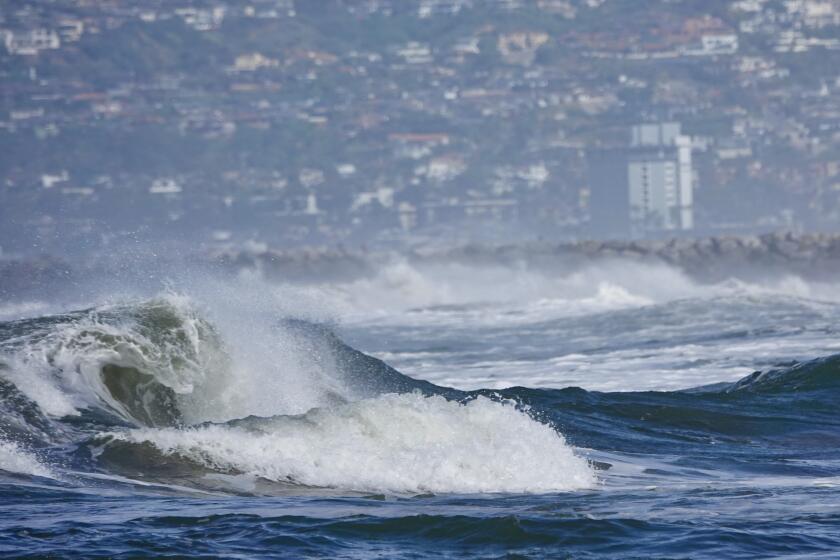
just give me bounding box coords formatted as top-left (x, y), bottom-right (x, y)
top-left (1, 260), bottom-right (840, 558)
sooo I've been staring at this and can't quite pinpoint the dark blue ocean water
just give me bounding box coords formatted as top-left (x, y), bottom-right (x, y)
top-left (3, 357), bottom-right (840, 558)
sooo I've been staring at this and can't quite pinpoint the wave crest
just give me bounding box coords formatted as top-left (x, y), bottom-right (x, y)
top-left (721, 355), bottom-right (840, 394)
top-left (0, 297), bottom-right (226, 427)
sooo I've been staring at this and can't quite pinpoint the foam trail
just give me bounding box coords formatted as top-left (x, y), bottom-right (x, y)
top-left (105, 393), bottom-right (595, 494)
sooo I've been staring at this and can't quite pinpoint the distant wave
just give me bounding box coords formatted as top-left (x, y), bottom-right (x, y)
top-left (287, 256), bottom-right (840, 329)
top-left (719, 354), bottom-right (840, 394)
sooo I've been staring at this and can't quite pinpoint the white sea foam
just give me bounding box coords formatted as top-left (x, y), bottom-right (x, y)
top-left (107, 392), bottom-right (595, 494)
top-left (0, 438), bottom-right (53, 478)
top-left (324, 259), bottom-right (695, 323)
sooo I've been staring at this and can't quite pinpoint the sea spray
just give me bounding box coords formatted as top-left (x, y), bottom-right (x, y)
top-left (0, 437), bottom-right (54, 479)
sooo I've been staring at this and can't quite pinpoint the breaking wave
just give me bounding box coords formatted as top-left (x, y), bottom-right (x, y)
top-left (98, 393), bottom-right (594, 494)
top-left (0, 296), bottom-right (593, 494)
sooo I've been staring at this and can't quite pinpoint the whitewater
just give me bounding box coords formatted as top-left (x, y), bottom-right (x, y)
top-left (1, 258), bottom-right (840, 558)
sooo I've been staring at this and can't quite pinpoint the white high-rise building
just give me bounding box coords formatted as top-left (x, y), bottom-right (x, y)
top-left (587, 122), bottom-right (695, 237)
top-left (627, 123), bottom-right (694, 233)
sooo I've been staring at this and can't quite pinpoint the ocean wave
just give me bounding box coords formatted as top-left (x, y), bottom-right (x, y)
top-left (96, 392), bottom-right (595, 494)
top-left (0, 296), bottom-right (224, 426)
top-left (0, 297), bottom-right (449, 430)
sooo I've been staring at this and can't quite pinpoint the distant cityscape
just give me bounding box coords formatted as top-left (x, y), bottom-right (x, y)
top-left (2, 0), bottom-right (840, 256)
